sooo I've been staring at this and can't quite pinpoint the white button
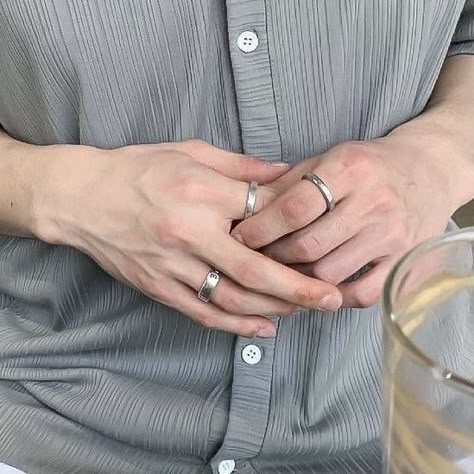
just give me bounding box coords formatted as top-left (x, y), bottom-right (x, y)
top-left (218, 459), bottom-right (235, 474)
top-left (241, 344), bottom-right (262, 365)
top-left (0, 464), bottom-right (27, 474)
top-left (237, 31), bottom-right (259, 53)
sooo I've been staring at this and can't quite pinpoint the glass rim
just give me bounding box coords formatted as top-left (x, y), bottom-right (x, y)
top-left (382, 226), bottom-right (474, 393)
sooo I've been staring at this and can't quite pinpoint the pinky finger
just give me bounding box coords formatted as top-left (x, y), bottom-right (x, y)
top-left (337, 258), bottom-right (398, 308)
top-left (151, 278), bottom-right (276, 338)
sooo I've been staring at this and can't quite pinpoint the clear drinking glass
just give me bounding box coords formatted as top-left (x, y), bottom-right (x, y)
top-left (382, 227), bottom-right (474, 474)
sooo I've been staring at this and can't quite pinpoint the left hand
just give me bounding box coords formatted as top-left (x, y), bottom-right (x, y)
top-left (232, 133), bottom-right (456, 308)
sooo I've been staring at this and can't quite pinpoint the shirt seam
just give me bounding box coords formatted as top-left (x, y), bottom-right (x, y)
top-left (264, 0), bottom-right (286, 162)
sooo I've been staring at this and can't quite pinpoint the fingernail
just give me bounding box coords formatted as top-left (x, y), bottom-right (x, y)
top-left (268, 160), bottom-right (289, 166)
top-left (232, 232), bottom-right (244, 244)
top-left (257, 325), bottom-right (277, 338)
top-left (319, 293), bottom-right (342, 312)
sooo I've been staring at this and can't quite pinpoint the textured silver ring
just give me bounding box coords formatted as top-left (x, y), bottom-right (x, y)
top-left (301, 172), bottom-right (336, 213)
top-left (244, 181), bottom-right (258, 219)
top-left (197, 269), bottom-right (220, 303)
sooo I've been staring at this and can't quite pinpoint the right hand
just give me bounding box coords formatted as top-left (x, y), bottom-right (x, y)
top-left (38, 140), bottom-right (342, 337)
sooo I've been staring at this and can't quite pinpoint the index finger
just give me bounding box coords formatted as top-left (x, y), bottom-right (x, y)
top-left (199, 234), bottom-right (342, 311)
top-left (231, 178), bottom-right (329, 249)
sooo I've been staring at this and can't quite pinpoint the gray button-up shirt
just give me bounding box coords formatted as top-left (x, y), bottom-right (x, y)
top-left (0, 1), bottom-right (473, 473)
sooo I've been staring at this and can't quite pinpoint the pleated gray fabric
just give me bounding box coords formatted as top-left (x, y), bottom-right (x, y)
top-left (0, 1), bottom-right (473, 473)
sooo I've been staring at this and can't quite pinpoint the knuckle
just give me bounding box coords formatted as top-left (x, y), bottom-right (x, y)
top-left (351, 276), bottom-right (383, 308)
top-left (174, 170), bottom-right (206, 201)
top-left (184, 138), bottom-right (207, 150)
top-left (293, 285), bottom-right (321, 308)
top-left (351, 282), bottom-right (380, 308)
top-left (153, 215), bottom-right (193, 248)
top-left (338, 142), bottom-right (373, 177)
top-left (372, 185), bottom-right (399, 213)
top-left (280, 194), bottom-right (312, 227)
top-left (165, 150), bottom-right (191, 167)
top-left (239, 324), bottom-right (260, 338)
top-left (142, 276), bottom-right (169, 302)
top-left (386, 220), bottom-right (410, 249)
top-left (196, 311), bottom-right (218, 329)
top-left (233, 258), bottom-right (262, 289)
top-left (311, 263), bottom-right (338, 285)
top-left (219, 290), bottom-right (245, 313)
top-left (238, 159), bottom-right (252, 178)
top-left (332, 216), bottom-right (348, 237)
top-left (295, 235), bottom-right (320, 261)
top-left (153, 215), bottom-right (178, 241)
top-left (238, 223), bottom-right (266, 249)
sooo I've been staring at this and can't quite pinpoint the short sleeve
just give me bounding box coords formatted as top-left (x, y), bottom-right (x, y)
top-left (448, 0), bottom-right (474, 56)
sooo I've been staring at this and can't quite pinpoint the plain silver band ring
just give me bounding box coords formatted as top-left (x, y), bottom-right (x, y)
top-left (301, 172), bottom-right (336, 212)
top-left (198, 269), bottom-right (220, 303)
top-left (244, 181), bottom-right (258, 219)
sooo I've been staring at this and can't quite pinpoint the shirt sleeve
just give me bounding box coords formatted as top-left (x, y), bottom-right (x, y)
top-left (448, 0), bottom-right (474, 56)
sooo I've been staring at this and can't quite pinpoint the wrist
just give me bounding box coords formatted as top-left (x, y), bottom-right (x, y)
top-left (33, 143), bottom-right (106, 246)
top-left (0, 135), bottom-right (77, 240)
top-left (385, 105), bottom-right (474, 214)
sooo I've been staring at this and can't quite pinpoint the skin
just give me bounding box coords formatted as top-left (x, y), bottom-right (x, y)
top-left (232, 56), bottom-right (474, 308)
top-left (0, 56), bottom-right (472, 337)
top-left (0, 137), bottom-right (341, 338)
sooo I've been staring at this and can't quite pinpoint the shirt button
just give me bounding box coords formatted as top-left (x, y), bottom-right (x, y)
top-left (241, 344), bottom-right (262, 365)
top-left (218, 459), bottom-right (236, 474)
top-left (237, 30), bottom-right (259, 53)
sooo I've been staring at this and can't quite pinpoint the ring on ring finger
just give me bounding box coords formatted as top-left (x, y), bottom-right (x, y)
top-left (301, 172), bottom-right (335, 213)
top-left (197, 269), bottom-right (220, 302)
top-left (244, 181), bottom-right (258, 219)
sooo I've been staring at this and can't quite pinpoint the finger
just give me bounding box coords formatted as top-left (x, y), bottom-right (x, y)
top-left (148, 277), bottom-right (276, 337)
top-left (172, 139), bottom-right (290, 183)
top-left (171, 256), bottom-right (296, 316)
top-left (308, 227), bottom-right (386, 285)
top-left (265, 155), bottom-right (319, 193)
top-left (263, 197), bottom-right (364, 264)
top-left (338, 258), bottom-right (397, 308)
top-left (215, 178), bottom-right (278, 220)
top-left (231, 165), bottom-right (347, 250)
top-left (198, 234), bottom-right (343, 311)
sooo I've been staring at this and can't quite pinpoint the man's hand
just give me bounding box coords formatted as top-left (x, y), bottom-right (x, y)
top-left (232, 135), bottom-right (468, 308)
top-left (31, 139), bottom-right (342, 337)
top-left (232, 55), bottom-right (474, 309)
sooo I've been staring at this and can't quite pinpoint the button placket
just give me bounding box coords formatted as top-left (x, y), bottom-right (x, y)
top-left (225, 0), bottom-right (282, 161)
top-left (211, 0), bottom-right (282, 471)
top-left (210, 321), bottom-right (280, 473)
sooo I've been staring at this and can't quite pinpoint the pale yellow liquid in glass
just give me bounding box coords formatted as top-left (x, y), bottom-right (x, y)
top-left (387, 274), bottom-right (474, 474)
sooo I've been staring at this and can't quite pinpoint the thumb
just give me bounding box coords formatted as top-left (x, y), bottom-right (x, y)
top-left (175, 139), bottom-right (290, 183)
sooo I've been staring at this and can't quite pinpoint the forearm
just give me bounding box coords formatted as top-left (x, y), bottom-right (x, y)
top-left (0, 129), bottom-right (94, 240)
top-left (0, 130), bottom-right (49, 237)
top-left (387, 55), bottom-right (474, 213)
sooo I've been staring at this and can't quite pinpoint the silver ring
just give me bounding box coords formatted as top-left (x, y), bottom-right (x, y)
top-left (197, 269), bottom-right (220, 303)
top-left (244, 181), bottom-right (258, 219)
top-left (301, 172), bottom-right (335, 212)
